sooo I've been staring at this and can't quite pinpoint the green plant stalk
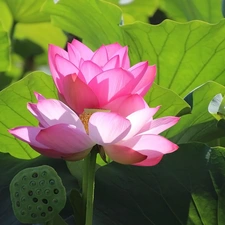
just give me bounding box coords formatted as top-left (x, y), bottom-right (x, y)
top-left (82, 146), bottom-right (98, 225)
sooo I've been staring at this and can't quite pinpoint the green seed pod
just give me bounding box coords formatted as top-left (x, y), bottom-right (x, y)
top-left (10, 165), bottom-right (66, 224)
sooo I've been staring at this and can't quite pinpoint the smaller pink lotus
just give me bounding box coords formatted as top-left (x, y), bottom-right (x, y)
top-left (9, 93), bottom-right (179, 166)
top-left (49, 40), bottom-right (156, 114)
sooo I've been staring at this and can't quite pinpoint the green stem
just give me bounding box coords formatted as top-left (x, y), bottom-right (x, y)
top-left (82, 146), bottom-right (98, 225)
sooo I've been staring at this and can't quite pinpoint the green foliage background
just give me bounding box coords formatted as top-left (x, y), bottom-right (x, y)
top-left (0, 0), bottom-right (225, 224)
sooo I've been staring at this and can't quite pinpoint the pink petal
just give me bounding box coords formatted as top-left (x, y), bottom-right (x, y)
top-left (110, 46), bottom-right (130, 69)
top-left (27, 97), bottom-right (85, 131)
top-left (9, 126), bottom-right (48, 149)
top-left (71, 39), bottom-right (94, 60)
top-left (124, 108), bottom-right (161, 140)
top-left (105, 43), bottom-right (123, 58)
top-left (132, 65), bottom-right (157, 96)
top-left (88, 112), bottom-right (131, 145)
top-left (91, 45), bottom-right (109, 67)
top-left (48, 44), bottom-right (68, 91)
top-left (34, 92), bottom-right (46, 101)
top-left (36, 124), bottom-right (94, 153)
top-left (140, 116), bottom-right (180, 135)
top-left (119, 135), bottom-right (179, 166)
top-left (104, 95), bottom-right (156, 117)
top-left (79, 60), bottom-right (102, 83)
top-left (55, 54), bottom-right (79, 77)
top-left (103, 144), bottom-right (146, 164)
top-left (88, 68), bottom-right (133, 106)
top-left (102, 55), bottom-right (120, 70)
top-left (61, 74), bottom-right (100, 114)
top-left (129, 61), bottom-right (148, 76)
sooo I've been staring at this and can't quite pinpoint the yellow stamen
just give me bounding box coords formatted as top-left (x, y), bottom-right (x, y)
top-left (79, 108), bottom-right (110, 134)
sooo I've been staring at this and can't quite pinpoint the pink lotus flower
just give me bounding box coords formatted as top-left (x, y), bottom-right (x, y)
top-left (48, 40), bottom-right (156, 115)
top-left (9, 93), bottom-right (179, 166)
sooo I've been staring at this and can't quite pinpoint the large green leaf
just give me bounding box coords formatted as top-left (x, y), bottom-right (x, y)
top-left (145, 83), bottom-right (191, 117)
top-left (15, 22), bottom-right (67, 52)
top-left (107, 0), bottom-right (159, 23)
top-left (0, 22), bottom-right (10, 71)
top-left (165, 81), bottom-right (225, 143)
top-left (94, 143), bottom-right (225, 225)
top-left (123, 19), bottom-right (225, 97)
top-left (42, 0), bottom-right (125, 49)
top-left (43, 0), bottom-right (225, 98)
top-left (0, 71), bottom-right (57, 159)
top-left (4, 0), bottom-right (50, 23)
top-left (160, 0), bottom-right (223, 23)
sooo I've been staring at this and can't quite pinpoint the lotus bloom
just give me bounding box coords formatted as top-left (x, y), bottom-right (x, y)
top-left (48, 40), bottom-right (156, 114)
top-left (9, 93), bottom-right (179, 166)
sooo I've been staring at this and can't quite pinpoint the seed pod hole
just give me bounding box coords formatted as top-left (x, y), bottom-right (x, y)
top-left (15, 192), bottom-right (19, 198)
top-left (29, 181), bottom-right (36, 187)
top-left (32, 172), bottom-right (38, 178)
top-left (31, 213), bottom-right (37, 218)
top-left (33, 197), bottom-right (38, 203)
top-left (22, 176), bottom-right (27, 182)
top-left (49, 179), bottom-right (55, 185)
top-left (16, 201), bottom-right (20, 207)
top-left (42, 199), bottom-right (48, 204)
top-left (20, 210), bottom-right (26, 216)
top-left (41, 171), bottom-right (47, 177)
top-left (14, 182), bottom-right (19, 187)
top-left (41, 212), bottom-right (46, 217)
top-left (48, 206), bottom-right (53, 212)
top-left (54, 189), bottom-right (59, 194)
top-left (39, 180), bottom-right (45, 186)
top-left (28, 190), bottom-right (33, 196)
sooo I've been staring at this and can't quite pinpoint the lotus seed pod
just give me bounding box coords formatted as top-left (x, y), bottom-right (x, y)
top-left (10, 165), bottom-right (66, 224)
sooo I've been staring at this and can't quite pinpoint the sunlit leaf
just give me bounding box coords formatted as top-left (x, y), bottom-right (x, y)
top-left (165, 81), bottom-right (225, 143)
top-left (42, 0), bottom-right (125, 49)
top-left (0, 71), bottom-right (57, 159)
top-left (145, 83), bottom-right (191, 117)
top-left (123, 19), bottom-right (225, 97)
top-left (0, 22), bottom-right (10, 72)
top-left (4, 0), bottom-right (50, 23)
top-left (160, 0), bottom-right (223, 23)
top-left (106, 0), bottom-right (159, 23)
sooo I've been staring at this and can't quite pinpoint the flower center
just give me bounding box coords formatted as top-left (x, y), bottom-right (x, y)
top-left (79, 109), bottom-right (110, 134)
